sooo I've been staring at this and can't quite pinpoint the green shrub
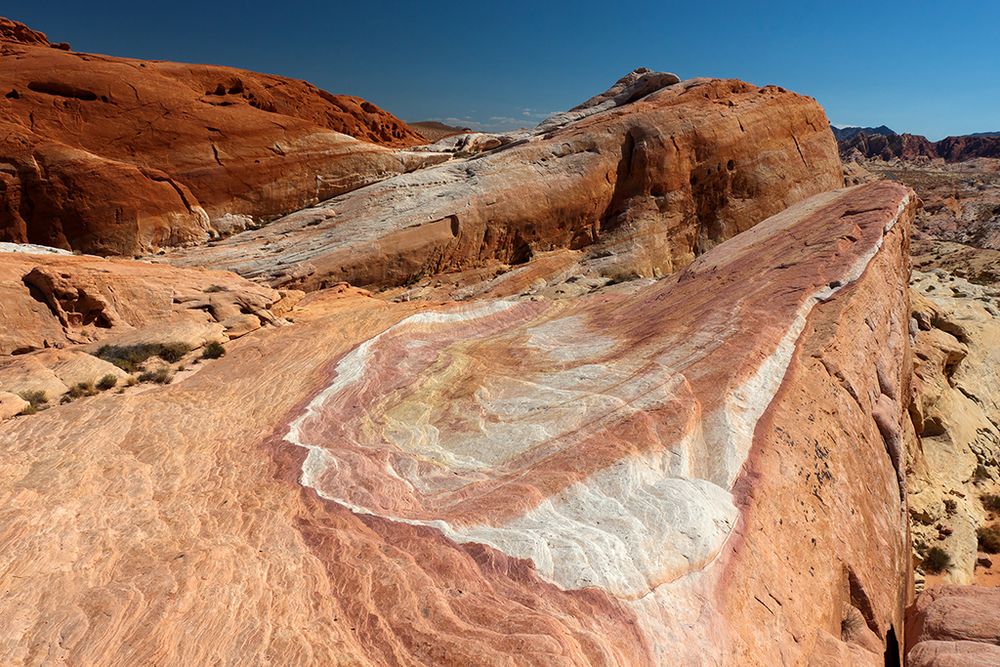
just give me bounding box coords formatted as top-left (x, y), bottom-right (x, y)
top-left (138, 368), bottom-right (172, 385)
top-left (978, 526), bottom-right (1000, 554)
top-left (923, 546), bottom-right (952, 574)
top-left (96, 374), bottom-right (118, 391)
top-left (201, 341), bottom-right (226, 360)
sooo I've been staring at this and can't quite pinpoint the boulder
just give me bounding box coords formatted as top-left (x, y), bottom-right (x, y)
top-left (907, 586), bottom-right (1000, 666)
top-left (0, 391), bottom-right (28, 419)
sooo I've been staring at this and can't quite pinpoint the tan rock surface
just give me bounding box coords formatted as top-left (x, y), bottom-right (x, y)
top-left (0, 391), bottom-right (28, 419)
top-left (908, 270), bottom-right (1000, 585)
top-left (0, 182), bottom-right (917, 665)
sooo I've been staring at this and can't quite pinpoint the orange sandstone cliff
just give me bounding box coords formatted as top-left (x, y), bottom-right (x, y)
top-left (0, 17), bottom-right (432, 255)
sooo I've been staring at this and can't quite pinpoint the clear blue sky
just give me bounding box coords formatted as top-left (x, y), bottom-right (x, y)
top-left (6, 1), bottom-right (997, 139)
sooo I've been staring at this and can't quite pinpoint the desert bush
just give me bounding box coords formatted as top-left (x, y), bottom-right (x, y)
top-left (982, 494), bottom-right (1000, 513)
top-left (18, 389), bottom-right (48, 408)
top-left (973, 464), bottom-right (991, 483)
top-left (978, 526), bottom-right (1000, 554)
top-left (840, 612), bottom-right (863, 638)
top-left (923, 546), bottom-right (952, 574)
top-left (944, 498), bottom-right (958, 516)
top-left (201, 341), bottom-right (226, 360)
top-left (157, 343), bottom-right (191, 363)
top-left (95, 343), bottom-right (191, 372)
top-left (96, 374), bottom-right (118, 391)
top-left (138, 368), bottom-right (172, 384)
top-left (66, 382), bottom-right (97, 399)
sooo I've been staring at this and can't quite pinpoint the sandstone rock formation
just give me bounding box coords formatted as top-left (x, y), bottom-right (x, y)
top-left (0, 252), bottom-right (286, 356)
top-left (165, 76), bottom-right (842, 291)
top-left (0, 249), bottom-right (297, 410)
top-left (908, 270), bottom-right (1000, 585)
top-left (0, 18), bottom-right (434, 255)
top-left (0, 181), bottom-right (917, 665)
top-left (906, 586), bottom-right (1000, 666)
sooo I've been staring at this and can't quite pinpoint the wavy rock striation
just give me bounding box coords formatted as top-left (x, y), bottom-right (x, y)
top-left (0, 181), bottom-right (917, 665)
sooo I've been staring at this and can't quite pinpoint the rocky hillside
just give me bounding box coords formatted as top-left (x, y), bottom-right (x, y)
top-left (838, 125), bottom-right (1000, 162)
top-left (0, 17), bottom-right (433, 255)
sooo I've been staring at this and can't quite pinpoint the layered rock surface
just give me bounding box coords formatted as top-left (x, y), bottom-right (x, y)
top-left (164, 76), bottom-right (842, 290)
top-left (906, 586), bottom-right (1000, 667)
top-left (0, 18), bottom-right (434, 255)
top-left (0, 181), bottom-right (917, 665)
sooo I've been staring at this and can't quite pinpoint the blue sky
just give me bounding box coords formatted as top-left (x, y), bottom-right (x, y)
top-left (7, 1), bottom-right (998, 139)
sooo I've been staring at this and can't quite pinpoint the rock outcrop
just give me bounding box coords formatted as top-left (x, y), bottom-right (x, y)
top-left (906, 586), bottom-right (1000, 666)
top-left (0, 18), bottom-right (433, 255)
top-left (165, 76), bottom-right (842, 291)
top-left (908, 270), bottom-right (1000, 586)
top-left (0, 181), bottom-right (918, 665)
top-left (0, 251), bottom-right (289, 356)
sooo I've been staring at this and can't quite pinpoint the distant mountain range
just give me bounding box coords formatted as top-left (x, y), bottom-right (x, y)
top-left (834, 125), bottom-right (1000, 162)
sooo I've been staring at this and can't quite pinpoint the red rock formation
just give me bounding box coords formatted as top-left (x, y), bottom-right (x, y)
top-left (166, 77), bottom-right (843, 290)
top-left (0, 18), bottom-right (431, 254)
top-left (0, 181), bottom-right (917, 664)
top-left (839, 130), bottom-right (1000, 162)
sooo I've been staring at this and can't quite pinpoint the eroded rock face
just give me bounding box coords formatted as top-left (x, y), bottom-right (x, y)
top-left (908, 270), bottom-right (1000, 586)
top-left (0, 182), bottom-right (917, 664)
top-left (0, 18), bottom-right (434, 254)
top-left (0, 252), bottom-right (284, 356)
top-left (165, 77), bottom-right (842, 291)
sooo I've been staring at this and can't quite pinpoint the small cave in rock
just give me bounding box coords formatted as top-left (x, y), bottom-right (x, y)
top-left (5, 88), bottom-right (19, 99)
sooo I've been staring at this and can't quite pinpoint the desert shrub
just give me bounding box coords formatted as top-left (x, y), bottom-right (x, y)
top-left (973, 464), bottom-right (991, 483)
top-left (978, 526), bottom-right (1000, 554)
top-left (95, 343), bottom-right (190, 372)
top-left (201, 341), bottom-right (226, 360)
top-left (96, 374), bottom-right (118, 391)
top-left (982, 494), bottom-right (1000, 513)
top-left (96, 344), bottom-right (162, 372)
top-left (157, 343), bottom-right (191, 363)
top-left (138, 368), bottom-right (172, 385)
top-left (944, 498), bottom-right (958, 516)
top-left (18, 389), bottom-right (48, 408)
top-left (923, 546), bottom-right (952, 574)
top-left (66, 382), bottom-right (97, 399)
